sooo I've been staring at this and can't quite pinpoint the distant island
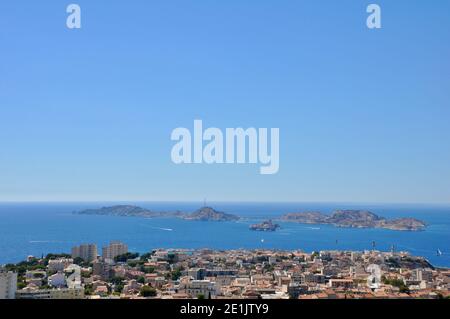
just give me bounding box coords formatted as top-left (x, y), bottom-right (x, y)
top-left (76, 206), bottom-right (426, 231)
top-left (184, 206), bottom-right (240, 222)
top-left (76, 205), bottom-right (240, 222)
top-left (280, 210), bottom-right (426, 231)
top-left (77, 205), bottom-right (185, 218)
top-left (250, 220), bottom-right (280, 232)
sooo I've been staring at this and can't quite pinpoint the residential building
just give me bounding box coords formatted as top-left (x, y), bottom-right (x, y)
top-left (16, 287), bottom-right (84, 299)
top-left (0, 269), bottom-right (17, 299)
top-left (48, 258), bottom-right (74, 272)
top-left (71, 244), bottom-right (98, 262)
top-left (288, 283), bottom-right (309, 299)
top-left (179, 279), bottom-right (218, 299)
top-left (102, 241), bottom-right (128, 261)
top-left (93, 260), bottom-right (112, 281)
top-left (48, 272), bottom-right (66, 288)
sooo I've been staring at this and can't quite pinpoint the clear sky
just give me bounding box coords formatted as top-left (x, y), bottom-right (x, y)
top-left (1, 0), bottom-right (449, 203)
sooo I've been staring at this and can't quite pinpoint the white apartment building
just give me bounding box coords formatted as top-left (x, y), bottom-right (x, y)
top-left (0, 269), bottom-right (17, 299)
top-left (102, 241), bottom-right (128, 261)
top-left (414, 269), bottom-right (434, 283)
top-left (48, 258), bottom-right (74, 272)
top-left (179, 279), bottom-right (218, 298)
top-left (71, 244), bottom-right (98, 262)
top-left (65, 264), bottom-right (82, 289)
top-left (48, 272), bottom-right (66, 288)
top-left (16, 287), bottom-right (84, 299)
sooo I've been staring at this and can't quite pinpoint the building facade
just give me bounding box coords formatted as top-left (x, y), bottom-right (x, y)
top-left (16, 288), bottom-right (84, 299)
top-left (102, 241), bottom-right (128, 261)
top-left (0, 269), bottom-right (17, 299)
top-left (71, 244), bottom-right (98, 262)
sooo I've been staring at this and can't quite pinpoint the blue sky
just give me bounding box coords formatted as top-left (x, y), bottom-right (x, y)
top-left (1, 0), bottom-right (449, 203)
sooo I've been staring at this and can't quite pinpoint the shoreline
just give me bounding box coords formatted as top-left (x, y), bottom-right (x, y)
top-left (75, 205), bottom-right (428, 232)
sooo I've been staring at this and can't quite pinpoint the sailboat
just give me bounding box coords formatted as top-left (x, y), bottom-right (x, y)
top-left (437, 249), bottom-right (443, 257)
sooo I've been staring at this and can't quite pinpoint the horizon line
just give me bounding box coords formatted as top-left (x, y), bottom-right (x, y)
top-left (0, 200), bottom-right (450, 206)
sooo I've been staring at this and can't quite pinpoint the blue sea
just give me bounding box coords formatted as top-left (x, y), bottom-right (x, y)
top-left (0, 202), bottom-right (449, 267)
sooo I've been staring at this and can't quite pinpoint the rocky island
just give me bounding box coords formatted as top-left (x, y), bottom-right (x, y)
top-left (249, 220), bottom-right (280, 232)
top-left (76, 205), bottom-right (240, 222)
top-left (280, 210), bottom-right (426, 231)
top-left (76, 206), bottom-right (425, 230)
top-left (77, 205), bottom-right (185, 218)
top-left (184, 206), bottom-right (240, 222)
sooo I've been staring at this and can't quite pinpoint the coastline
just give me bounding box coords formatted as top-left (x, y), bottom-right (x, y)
top-left (0, 202), bottom-right (449, 268)
top-left (75, 205), bottom-right (427, 232)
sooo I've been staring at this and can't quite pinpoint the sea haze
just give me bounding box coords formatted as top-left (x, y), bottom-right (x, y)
top-left (0, 202), bottom-right (449, 267)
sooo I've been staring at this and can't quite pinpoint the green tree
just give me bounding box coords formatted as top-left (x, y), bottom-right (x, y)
top-left (84, 284), bottom-right (94, 296)
top-left (171, 268), bottom-right (182, 281)
top-left (114, 284), bottom-right (124, 293)
top-left (110, 277), bottom-right (125, 285)
top-left (140, 285), bottom-right (157, 297)
top-left (140, 265), bottom-right (155, 274)
top-left (17, 282), bottom-right (27, 289)
top-left (114, 252), bottom-right (139, 263)
top-left (382, 277), bottom-right (410, 294)
top-left (140, 253), bottom-right (153, 261)
top-left (73, 257), bottom-right (86, 266)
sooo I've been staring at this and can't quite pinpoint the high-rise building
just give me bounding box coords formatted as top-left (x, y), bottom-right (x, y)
top-left (71, 244), bottom-right (98, 262)
top-left (0, 269), bottom-right (17, 299)
top-left (92, 260), bottom-right (112, 281)
top-left (102, 241), bottom-right (128, 261)
top-left (414, 269), bottom-right (434, 283)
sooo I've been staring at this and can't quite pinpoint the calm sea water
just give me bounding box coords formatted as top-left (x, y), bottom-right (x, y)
top-left (0, 202), bottom-right (449, 267)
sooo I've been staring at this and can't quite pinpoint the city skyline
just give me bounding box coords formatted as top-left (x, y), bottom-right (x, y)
top-left (3, 245), bottom-right (449, 300)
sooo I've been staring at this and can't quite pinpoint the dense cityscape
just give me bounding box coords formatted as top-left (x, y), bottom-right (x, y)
top-left (1, 242), bottom-right (449, 299)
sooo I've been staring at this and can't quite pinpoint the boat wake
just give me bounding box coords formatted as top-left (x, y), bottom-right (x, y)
top-left (29, 240), bottom-right (64, 244)
top-left (152, 227), bottom-right (174, 232)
